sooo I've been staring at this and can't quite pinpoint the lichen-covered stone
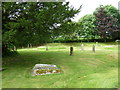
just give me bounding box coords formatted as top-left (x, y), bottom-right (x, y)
top-left (32, 64), bottom-right (62, 76)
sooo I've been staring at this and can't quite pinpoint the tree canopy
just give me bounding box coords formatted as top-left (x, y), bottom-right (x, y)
top-left (75, 5), bottom-right (120, 42)
top-left (2, 3), bottom-right (120, 56)
top-left (2, 2), bottom-right (81, 50)
top-left (94, 5), bottom-right (120, 40)
top-left (77, 14), bottom-right (98, 41)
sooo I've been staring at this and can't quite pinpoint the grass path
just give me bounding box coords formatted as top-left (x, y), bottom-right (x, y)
top-left (2, 43), bottom-right (118, 88)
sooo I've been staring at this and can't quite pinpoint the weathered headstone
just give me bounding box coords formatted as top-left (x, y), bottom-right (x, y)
top-left (92, 45), bottom-right (95, 52)
top-left (81, 44), bottom-right (84, 51)
top-left (32, 64), bottom-right (62, 76)
top-left (70, 47), bottom-right (73, 56)
top-left (96, 42), bottom-right (98, 47)
top-left (46, 46), bottom-right (48, 51)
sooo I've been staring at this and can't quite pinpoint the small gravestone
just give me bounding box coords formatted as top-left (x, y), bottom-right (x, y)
top-left (46, 46), bottom-right (48, 51)
top-left (70, 47), bottom-right (73, 56)
top-left (92, 45), bottom-right (95, 52)
top-left (96, 42), bottom-right (98, 47)
top-left (32, 64), bottom-right (62, 76)
top-left (81, 44), bottom-right (84, 51)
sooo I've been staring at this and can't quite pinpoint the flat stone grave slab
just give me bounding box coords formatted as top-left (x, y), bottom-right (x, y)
top-left (32, 64), bottom-right (62, 76)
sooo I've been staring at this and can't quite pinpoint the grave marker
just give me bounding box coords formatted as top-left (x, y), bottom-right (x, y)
top-left (46, 46), bottom-right (48, 51)
top-left (81, 44), bottom-right (84, 51)
top-left (70, 47), bottom-right (73, 56)
top-left (92, 45), bottom-right (95, 52)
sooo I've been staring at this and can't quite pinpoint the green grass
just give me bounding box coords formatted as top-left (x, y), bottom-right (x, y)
top-left (2, 42), bottom-right (118, 88)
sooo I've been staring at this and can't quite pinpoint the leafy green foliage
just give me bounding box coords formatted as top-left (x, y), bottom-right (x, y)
top-left (54, 22), bottom-right (80, 41)
top-left (74, 5), bottom-right (120, 42)
top-left (2, 2), bottom-right (81, 55)
top-left (2, 30), bottom-right (16, 45)
top-left (103, 5), bottom-right (120, 20)
top-left (77, 14), bottom-right (98, 41)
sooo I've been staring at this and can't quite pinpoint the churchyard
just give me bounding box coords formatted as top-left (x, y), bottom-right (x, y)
top-left (2, 2), bottom-right (120, 88)
top-left (2, 42), bottom-right (118, 88)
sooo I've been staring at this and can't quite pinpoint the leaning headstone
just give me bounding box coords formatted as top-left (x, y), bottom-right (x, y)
top-left (81, 44), bottom-right (84, 51)
top-left (32, 64), bottom-right (62, 76)
top-left (70, 47), bottom-right (73, 56)
top-left (92, 45), bottom-right (95, 52)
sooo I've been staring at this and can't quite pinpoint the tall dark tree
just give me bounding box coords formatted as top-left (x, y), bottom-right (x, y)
top-left (94, 6), bottom-right (120, 41)
top-left (2, 2), bottom-right (20, 55)
top-left (103, 5), bottom-right (120, 40)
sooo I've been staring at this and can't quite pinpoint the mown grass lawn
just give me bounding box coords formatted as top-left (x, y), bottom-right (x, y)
top-left (2, 42), bottom-right (118, 88)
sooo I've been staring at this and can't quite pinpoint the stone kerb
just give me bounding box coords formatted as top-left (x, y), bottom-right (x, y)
top-left (32, 64), bottom-right (62, 76)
